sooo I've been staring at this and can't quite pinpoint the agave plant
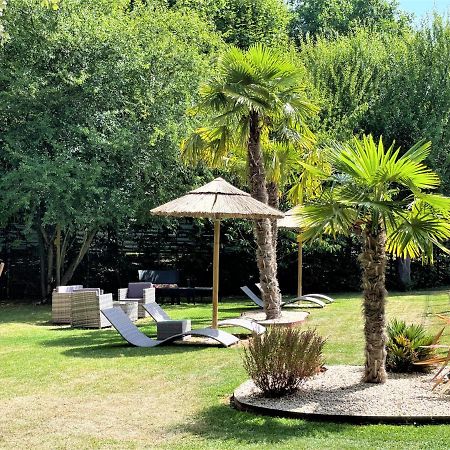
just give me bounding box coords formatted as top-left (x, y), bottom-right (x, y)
top-left (386, 319), bottom-right (439, 373)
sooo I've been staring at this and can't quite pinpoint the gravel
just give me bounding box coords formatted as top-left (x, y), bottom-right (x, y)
top-left (233, 365), bottom-right (450, 420)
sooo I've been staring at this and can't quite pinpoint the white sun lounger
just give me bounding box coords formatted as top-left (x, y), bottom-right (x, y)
top-left (241, 285), bottom-right (325, 308)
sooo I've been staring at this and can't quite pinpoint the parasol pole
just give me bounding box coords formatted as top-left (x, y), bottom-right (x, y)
top-left (212, 219), bottom-right (220, 328)
top-left (297, 234), bottom-right (302, 298)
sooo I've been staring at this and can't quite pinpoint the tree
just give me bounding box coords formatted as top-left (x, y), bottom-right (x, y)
top-left (299, 135), bottom-right (450, 382)
top-left (174, 0), bottom-right (291, 49)
top-left (0, 0), bottom-right (222, 298)
top-left (182, 44), bottom-right (317, 319)
top-left (288, 0), bottom-right (410, 43)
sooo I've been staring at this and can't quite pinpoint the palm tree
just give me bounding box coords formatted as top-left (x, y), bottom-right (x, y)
top-left (299, 135), bottom-right (450, 383)
top-left (182, 44), bottom-right (317, 319)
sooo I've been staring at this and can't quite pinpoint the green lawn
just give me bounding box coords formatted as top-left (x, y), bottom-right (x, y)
top-left (1, 290), bottom-right (450, 449)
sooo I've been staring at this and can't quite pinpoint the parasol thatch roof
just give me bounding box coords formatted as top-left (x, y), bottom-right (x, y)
top-left (277, 206), bottom-right (302, 229)
top-left (151, 177), bottom-right (284, 219)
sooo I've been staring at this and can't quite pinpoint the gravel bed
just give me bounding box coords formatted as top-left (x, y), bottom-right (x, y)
top-left (233, 365), bottom-right (450, 422)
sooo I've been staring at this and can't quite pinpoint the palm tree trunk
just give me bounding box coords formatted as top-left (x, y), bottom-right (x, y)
top-left (267, 181), bottom-right (279, 250)
top-left (359, 225), bottom-right (388, 383)
top-left (248, 111), bottom-right (281, 319)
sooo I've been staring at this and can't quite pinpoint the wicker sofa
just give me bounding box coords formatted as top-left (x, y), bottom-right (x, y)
top-left (118, 282), bottom-right (155, 319)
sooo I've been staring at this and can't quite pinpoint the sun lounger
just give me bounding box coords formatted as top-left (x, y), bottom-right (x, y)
top-left (301, 293), bottom-right (335, 303)
top-left (101, 307), bottom-right (239, 348)
top-left (255, 283), bottom-right (334, 304)
top-left (241, 285), bottom-right (325, 308)
top-left (142, 302), bottom-right (265, 336)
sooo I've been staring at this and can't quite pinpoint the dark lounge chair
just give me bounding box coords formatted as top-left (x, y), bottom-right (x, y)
top-left (142, 302), bottom-right (265, 336)
top-left (101, 307), bottom-right (239, 348)
top-left (240, 285), bottom-right (326, 308)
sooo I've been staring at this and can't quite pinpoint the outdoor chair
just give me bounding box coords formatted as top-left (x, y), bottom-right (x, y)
top-left (255, 283), bottom-right (335, 304)
top-left (101, 307), bottom-right (239, 348)
top-left (71, 289), bottom-right (113, 328)
top-left (118, 282), bottom-right (155, 319)
top-left (142, 301), bottom-right (266, 336)
top-left (51, 284), bottom-right (84, 324)
top-left (240, 285), bottom-right (326, 309)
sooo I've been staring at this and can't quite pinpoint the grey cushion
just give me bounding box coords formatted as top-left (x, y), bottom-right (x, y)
top-left (127, 282), bottom-right (153, 299)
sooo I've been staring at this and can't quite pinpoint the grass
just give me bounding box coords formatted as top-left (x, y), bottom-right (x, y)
top-left (0, 290), bottom-right (450, 449)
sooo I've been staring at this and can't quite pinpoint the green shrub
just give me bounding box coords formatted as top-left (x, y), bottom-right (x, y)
top-left (243, 327), bottom-right (326, 397)
top-left (386, 319), bottom-right (438, 373)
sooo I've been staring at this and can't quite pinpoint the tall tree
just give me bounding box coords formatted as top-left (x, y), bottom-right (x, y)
top-left (299, 135), bottom-right (450, 382)
top-left (288, 0), bottom-right (410, 43)
top-left (0, 0), bottom-right (222, 297)
top-left (182, 44), bottom-right (317, 319)
top-left (174, 0), bottom-right (291, 49)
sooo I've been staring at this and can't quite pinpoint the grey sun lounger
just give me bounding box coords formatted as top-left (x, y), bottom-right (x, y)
top-left (241, 285), bottom-right (326, 308)
top-left (142, 302), bottom-right (265, 335)
top-left (101, 307), bottom-right (239, 348)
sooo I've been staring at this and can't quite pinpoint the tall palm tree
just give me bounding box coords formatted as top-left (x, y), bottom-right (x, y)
top-left (299, 135), bottom-right (450, 383)
top-left (182, 44), bottom-right (317, 319)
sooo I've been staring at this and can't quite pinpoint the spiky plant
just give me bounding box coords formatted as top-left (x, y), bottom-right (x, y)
top-left (386, 319), bottom-right (438, 373)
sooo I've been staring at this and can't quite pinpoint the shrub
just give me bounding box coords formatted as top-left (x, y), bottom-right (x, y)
top-left (243, 327), bottom-right (326, 397)
top-left (386, 319), bottom-right (439, 373)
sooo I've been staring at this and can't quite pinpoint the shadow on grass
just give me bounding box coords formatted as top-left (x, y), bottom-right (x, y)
top-left (40, 326), bottom-right (240, 358)
top-left (0, 303), bottom-right (51, 325)
top-left (177, 404), bottom-right (349, 445)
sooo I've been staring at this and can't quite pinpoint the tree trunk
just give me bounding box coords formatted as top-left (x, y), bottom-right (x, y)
top-left (60, 229), bottom-right (97, 285)
top-left (55, 224), bottom-right (62, 286)
top-left (248, 111), bottom-right (281, 319)
top-left (397, 256), bottom-right (411, 291)
top-left (359, 225), bottom-right (388, 383)
top-left (267, 181), bottom-right (279, 251)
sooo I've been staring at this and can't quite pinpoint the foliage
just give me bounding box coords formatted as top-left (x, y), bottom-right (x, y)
top-left (385, 319), bottom-right (439, 373)
top-left (174, 0), bottom-right (291, 49)
top-left (0, 0), bottom-right (221, 294)
top-left (288, 0), bottom-right (410, 43)
top-left (243, 327), bottom-right (326, 397)
top-left (300, 135), bottom-right (450, 261)
top-left (299, 28), bottom-right (401, 141)
top-left (299, 18), bottom-right (450, 193)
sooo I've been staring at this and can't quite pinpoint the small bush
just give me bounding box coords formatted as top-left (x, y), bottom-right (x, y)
top-left (243, 327), bottom-right (326, 397)
top-left (386, 319), bottom-right (438, 373)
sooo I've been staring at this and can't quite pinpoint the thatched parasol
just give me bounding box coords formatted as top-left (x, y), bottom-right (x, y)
top-left (277, 206), bottom-right (304, 297)
top-left (151, 177), bottom-right (283, 328)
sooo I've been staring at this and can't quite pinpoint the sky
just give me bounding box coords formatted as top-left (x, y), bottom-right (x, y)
top-left (398, 0), bottom-right (450, 20)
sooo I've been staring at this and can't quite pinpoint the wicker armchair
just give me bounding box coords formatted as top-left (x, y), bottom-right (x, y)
top-left (118, 282), bottom-right (155, 319)
top-left (71, 289), bottom-right (113, 328)
top-left (51, 285), bottom-right (84, 324)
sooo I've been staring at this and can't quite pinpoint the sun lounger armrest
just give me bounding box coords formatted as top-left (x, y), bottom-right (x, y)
top-left (118, 288), bottom-right (128, 301)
